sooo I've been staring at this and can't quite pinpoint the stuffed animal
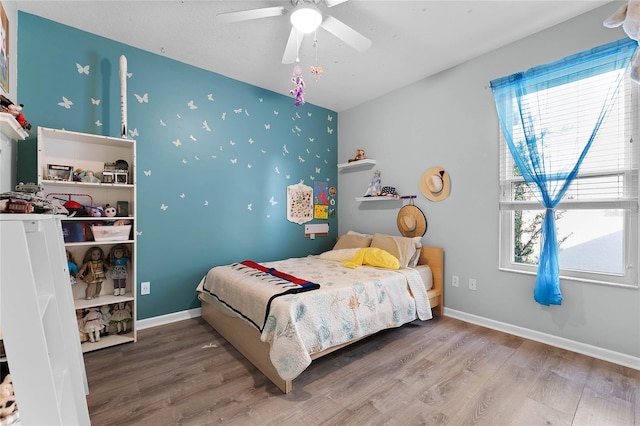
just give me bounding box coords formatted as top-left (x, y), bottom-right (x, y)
top-left (604, 0), bottom-right (640, 83)
top-left (348, 149), bottom-right (366, 163)
top-left (0, 374), bottom-right (17, 419)
top-left (104, 204), bottom-right (117, 217)
top-left (0, 94), bottom-right (32, 130)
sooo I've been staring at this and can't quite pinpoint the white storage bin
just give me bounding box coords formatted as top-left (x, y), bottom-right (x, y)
top-left (91, 225), bottom-right (132, 242)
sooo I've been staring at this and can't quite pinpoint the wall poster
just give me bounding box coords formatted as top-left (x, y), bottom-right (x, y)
top-left (286, 183), bottom-right (313, 224)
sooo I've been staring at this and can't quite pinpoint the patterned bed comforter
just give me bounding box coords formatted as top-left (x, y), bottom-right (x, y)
top-left (197, 255), bottom-right (432, 381)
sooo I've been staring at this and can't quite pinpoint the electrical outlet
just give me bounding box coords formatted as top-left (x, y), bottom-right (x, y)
top-left (141, 281), bottom-right (151, 295)
top-left (452, 275), bottom-right (459, 287)
top-left (469, 278), bottom-right (477, 291)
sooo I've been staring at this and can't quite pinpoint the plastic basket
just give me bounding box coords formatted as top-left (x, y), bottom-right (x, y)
top-left (91, 225), bottom-right (132, 242)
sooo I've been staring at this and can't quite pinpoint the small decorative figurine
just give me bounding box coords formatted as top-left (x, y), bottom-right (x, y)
top-left (107, 244), bottom-right (131, 296)
top-left (110, 302), bottom-right (132, 334)
top-left (82, 308), bottom-right (104, 343)
top-left (364, 169), bottom-right (382, 197)
top-left (77, 246), bottom-right (108, 299)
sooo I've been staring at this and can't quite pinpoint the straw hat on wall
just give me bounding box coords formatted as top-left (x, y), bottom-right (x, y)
top-left (420, 167), bottom-right (450, 202)
top-left (397, 204), bottom-right (427, 237)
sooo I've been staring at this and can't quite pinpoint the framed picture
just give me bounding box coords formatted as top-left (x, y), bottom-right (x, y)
top-left (0, 2), bottom-right (9, 93)
top-left (46, 164), bottom-right (73, 181)
top-left (116, 201), bottom-right (129, 217)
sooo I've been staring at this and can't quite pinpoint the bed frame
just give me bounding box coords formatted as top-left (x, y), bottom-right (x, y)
top-left (199, 246), bottom-right (444, 394)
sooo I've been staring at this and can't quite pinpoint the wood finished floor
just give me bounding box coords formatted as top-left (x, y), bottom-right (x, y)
top-left (84, 316), bottom-right (640, 425)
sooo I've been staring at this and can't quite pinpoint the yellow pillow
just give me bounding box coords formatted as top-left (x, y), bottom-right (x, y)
top-left (342, 247), bottom-right (400, 270)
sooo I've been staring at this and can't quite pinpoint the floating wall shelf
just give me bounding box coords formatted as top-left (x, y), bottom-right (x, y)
top-left (0, 112), bottom-right (29, 140)
top-left (355, 195), bottom-right (416, 202)
top-left (337, 158), bottom-right (376, 170)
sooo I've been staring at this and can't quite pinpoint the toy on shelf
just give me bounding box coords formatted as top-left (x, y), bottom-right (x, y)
top-left (76, 310), bottom-right (88, 343)
top-left (100, 305), bottom-right (113, 335)
top-left (67, 250), bottom-right (79, 285)
top-left (104, 204), bottom-right (117, 217)
top-left (77, 246), bottom-right (108, 300)
top-left (107, 244), bottom-right (131, 296)
top-left (0, 94), bottom-right (32, 131)
top-left (110, 302), bottom-right (132, 334)
top-left (82, 308), bottom-right (104, 343)
top-left (348, 149), bottom-right (366, 163)
top-left (363, 169), bottom-right (382, 197)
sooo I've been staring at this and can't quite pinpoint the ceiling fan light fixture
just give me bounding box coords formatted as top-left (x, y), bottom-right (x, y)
top-left (290, 3), bottom-right (322, 33)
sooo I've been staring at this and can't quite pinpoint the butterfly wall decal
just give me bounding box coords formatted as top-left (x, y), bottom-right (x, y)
top-left (76, 63), bottom-right (90, 75)
top-left (134, 93), bottom-right (149, 103)
top-left (58, 96), bottom-right (73, 109)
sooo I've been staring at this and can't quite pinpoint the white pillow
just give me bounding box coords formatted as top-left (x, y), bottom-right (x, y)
top-left (347, 230), bottom-right (373, 238)
top-left (370, 233), bottom-right (420, 269)
top-left (318, 248), bottom-right (361, 262)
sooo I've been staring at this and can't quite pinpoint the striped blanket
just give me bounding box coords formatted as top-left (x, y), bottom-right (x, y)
top-left (199, 260), bottom-right (320, 331)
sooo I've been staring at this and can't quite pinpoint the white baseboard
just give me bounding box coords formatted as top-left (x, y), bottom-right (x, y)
top-left (444, 308), bottom-right (640, 371)
top-left (136, 307), bottom-right (202, 331)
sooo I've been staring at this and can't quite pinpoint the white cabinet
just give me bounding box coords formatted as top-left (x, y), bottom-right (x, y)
top-left (0, 215), bottom-right (90, 425)
top-left (37, 127), bottom-right (137, 352)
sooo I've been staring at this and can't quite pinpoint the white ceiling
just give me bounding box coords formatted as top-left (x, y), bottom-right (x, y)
top-left (16, 0), bottom-right (613, 112)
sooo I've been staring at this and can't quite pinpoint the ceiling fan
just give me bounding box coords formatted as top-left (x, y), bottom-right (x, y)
top-left (216, 0), bottom-right (372, 64)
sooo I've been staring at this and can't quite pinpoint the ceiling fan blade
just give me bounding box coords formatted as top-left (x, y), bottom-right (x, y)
top-left (320, 15), bottom-right (372, 52)
top-left (282, 27), bottom-right (304, 64)
top-left (217, 6), bottom-right (286, 24)
top-left (325, 0), bottom-right (349, 7)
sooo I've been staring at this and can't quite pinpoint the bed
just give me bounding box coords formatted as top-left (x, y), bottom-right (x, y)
top-left (196, 233), bottom-right (443, 394)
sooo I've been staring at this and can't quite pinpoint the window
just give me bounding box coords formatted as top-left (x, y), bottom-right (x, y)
top-left (498, 44), bottom-right (639, 288)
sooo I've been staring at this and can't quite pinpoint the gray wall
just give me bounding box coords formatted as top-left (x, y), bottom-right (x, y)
top-left (337, 3), bottom-right (640, 360)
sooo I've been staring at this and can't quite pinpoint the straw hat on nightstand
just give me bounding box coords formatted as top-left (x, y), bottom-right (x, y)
top-left (420, 167), bottom-right (450, 202)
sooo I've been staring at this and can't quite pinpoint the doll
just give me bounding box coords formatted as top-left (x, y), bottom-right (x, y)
top-left (363, 169), bottom-right (382, 197)
top-left (76, 310), bottom-right (88, 343)
top-left (67, 250), bottom-right (79, 285)
top-left (107, 244), bottom-right (131, 296)
top-left (99, 304), bottom-right (113, 335)
top-left (82, 308), bottom-right (104, 343)
top-left (77, 246), bottom-right (108, 299)
top-left (110, 302), bottom-right (132, 334)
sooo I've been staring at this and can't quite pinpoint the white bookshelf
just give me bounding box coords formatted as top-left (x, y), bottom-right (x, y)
top-left (0, 215), bottom-right (90, 425)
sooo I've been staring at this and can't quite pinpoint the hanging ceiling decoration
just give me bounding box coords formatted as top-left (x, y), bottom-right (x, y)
top-left (216, 0), bottom-right (372, 64)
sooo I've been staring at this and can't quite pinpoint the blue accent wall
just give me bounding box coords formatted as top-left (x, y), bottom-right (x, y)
top-left (17, 12), bottom-right (338, 319)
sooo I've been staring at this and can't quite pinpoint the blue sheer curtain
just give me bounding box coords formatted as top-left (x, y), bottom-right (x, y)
top-left (490, 38), bottom-right (636, 306)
